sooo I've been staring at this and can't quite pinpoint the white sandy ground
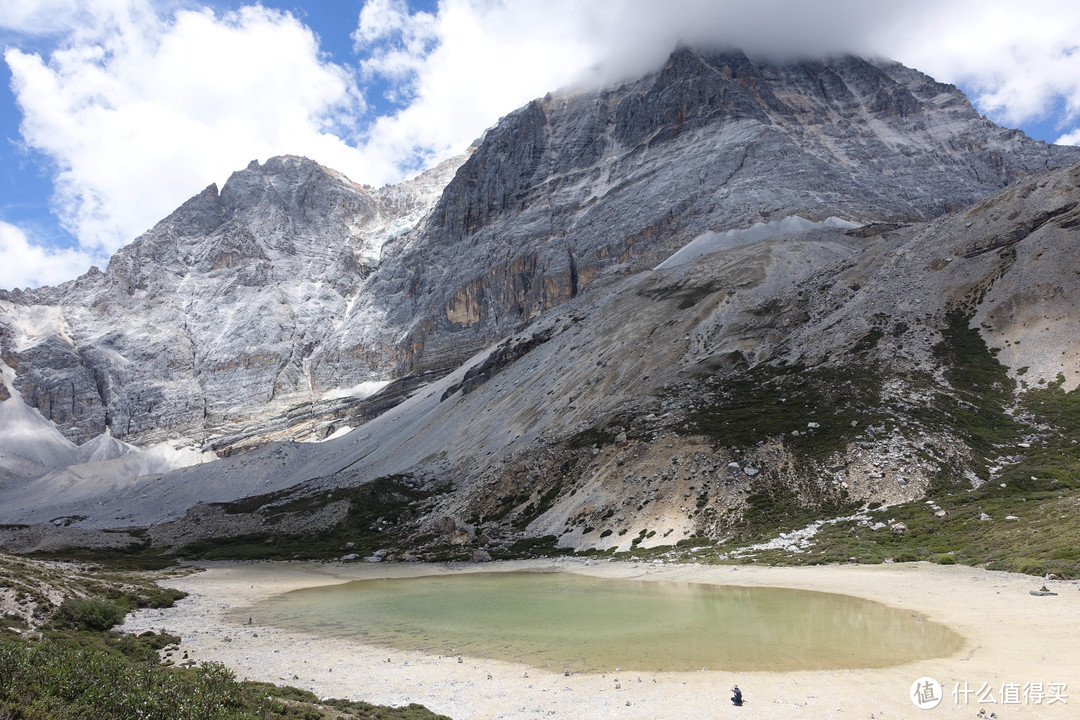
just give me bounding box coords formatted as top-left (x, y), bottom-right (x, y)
top-left (121, 560), bottom-right (1080, 720)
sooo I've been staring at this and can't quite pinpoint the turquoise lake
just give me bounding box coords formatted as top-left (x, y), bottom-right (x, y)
top-left (239, 571), bottom-right (962, 673)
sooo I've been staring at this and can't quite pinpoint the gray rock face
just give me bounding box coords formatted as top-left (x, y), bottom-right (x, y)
top-left (1, 154), bottom-right (465, 445)
top-left (352, 48), bottom-right (1080, 377)
top-left (0, 324), bottom-right (106, 441)
top-left (4, 161), bottom-right (1080, 539)
top-left (2, 48), bottom-right (1078, 451)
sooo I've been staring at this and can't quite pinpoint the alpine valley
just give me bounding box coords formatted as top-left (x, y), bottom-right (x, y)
top-left (3, 47), bottom-right (1080, 572)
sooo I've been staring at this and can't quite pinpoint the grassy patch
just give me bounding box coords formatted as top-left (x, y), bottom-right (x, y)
top-left (685, 363), bottom-right (888, 460)
top-left (613, 543), bottom-right (676, 561)
top-left (0, 633), bottom-right (452, 720)
top-left (177, 475), bottom-right (434, 561)
top-left (22, 530), bottom-right (176, 571)
top-left (801, 491), bottom-right (1080, 576)
top-left (741, 482), bottom-right (855, 539)
top-left (914, 311), bottom-right (1019, 483)
top-left (727, 380), bottom-right (1080, 576)
top-left (0, 551), bottom-right (188, 628)
top-left (496, 535), bottom-right (572, 559)
top-left (0, 553), bottom-right (452, 720)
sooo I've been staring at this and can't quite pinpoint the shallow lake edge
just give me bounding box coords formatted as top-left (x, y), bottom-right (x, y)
top-left (235, 565), bottom-right (965, 673)
top-left (120, 559), bottom-right (1080, 720)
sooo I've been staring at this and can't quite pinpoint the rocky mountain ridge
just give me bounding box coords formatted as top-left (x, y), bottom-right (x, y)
top-left (3, 48), bottom-right (1077, 456)
top-left (1, 152), bottom-right (467, 450)
top-left (3, 162), bottom-right (1079, 559)
top-left (2, 48), bottom-right (1080, 558)
top-left (361, 48), bottom-right (1080, 379)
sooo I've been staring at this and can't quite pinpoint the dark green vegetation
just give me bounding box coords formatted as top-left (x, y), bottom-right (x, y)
top-left (0, 552), bottom-right (451, 720)
top-left (683, 370), bottom-right (1080, 577)
top-left (495, 534), bottom-right (573, 559)
top-left (513, 485), bottom-right (565, 529)
top-left (0, 551), bottom-right (187, 628)
top-left (800, 377), bottom-right (1080, 577)
top-left (685, 362), bottom-right (888, 461)
top-left (630, 309), bottom-right (1080, 576)
top-left (24, 542), bottom-right (176, 570)
top-left (0, 636), bottom-right (451, 720)
top-left (676, 362), bottom-right (885, 535)
top-left (740, 482), bottom-right (855, 538)
top-left (177, 475), bottom-right (434, 561)
top-left (56, 595), bottom-right (128, 631)
top-left (918, 311), bottom-right (1020, 485)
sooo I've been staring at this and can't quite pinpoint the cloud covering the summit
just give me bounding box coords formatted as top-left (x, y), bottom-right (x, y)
top-left (1, 0), bottom-right (1079, 289)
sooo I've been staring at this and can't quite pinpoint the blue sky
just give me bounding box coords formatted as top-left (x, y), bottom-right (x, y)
top-left (2, 0), bottom-right (1080, 290)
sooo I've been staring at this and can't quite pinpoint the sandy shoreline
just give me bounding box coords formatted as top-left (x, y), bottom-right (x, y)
top-left (122, 559), bottom-right (1079, 719)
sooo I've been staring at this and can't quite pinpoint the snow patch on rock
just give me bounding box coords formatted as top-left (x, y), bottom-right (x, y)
top-left (321, 380), bottom-right (392, 401)
top-left (655, 216), bottom-right (861, 270)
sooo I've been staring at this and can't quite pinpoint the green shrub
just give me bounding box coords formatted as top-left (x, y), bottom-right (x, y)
top-left (57, 597), bottom-right (126, 631)
top-left (675, 536), bottom-right (713, 548)
top-left (0, 635), bottom-right (452, 720)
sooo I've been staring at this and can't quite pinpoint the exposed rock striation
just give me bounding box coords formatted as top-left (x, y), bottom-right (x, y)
top-left (1, 154), bottom-right (465, 446)
top-left (1, 47), bottom-right (1078, 458)
top-left (363, 48), bottom-right (1080, 377)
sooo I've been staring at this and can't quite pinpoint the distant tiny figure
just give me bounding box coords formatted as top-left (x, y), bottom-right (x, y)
top-left (731, 685), bottom-right (743, 706)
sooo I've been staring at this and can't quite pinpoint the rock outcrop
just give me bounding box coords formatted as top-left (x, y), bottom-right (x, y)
top-left (0, 154), bottom-right (466, 446)
top-left (5, 161), bottom-right (1080, 549)
top-left (360, 48), bottom-right (1079, 378)
top-left (1, 47), bottom-right (1078, 465)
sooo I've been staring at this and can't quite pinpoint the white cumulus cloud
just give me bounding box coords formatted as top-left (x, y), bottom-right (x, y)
top-left (4, 0), bottom-right (1080, 291)
top-left (0, 221), bottom-right (97, 290)
top-left (1057, 129), bottom-right (1080, 146)
top-left (0, 0), bottom-right (146, 36)
top-left (4, 0), bottom-right (366, 264)
top-left (888, 0), bottom-right (1080, 129)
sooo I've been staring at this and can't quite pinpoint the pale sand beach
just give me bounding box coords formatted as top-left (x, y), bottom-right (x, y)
top-left (122, 560), bottom-right (1080, 719)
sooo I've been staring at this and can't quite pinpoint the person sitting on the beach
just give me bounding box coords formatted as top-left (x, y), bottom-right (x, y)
top-left (731, 685), bottom-right (743, 706)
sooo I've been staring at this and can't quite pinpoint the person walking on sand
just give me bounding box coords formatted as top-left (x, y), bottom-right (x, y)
top-left (731, 684), bottom-right (743, 706)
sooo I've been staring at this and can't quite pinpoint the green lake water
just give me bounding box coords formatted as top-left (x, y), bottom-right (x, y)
top-left (239, 571), bottom-right (962, 673)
